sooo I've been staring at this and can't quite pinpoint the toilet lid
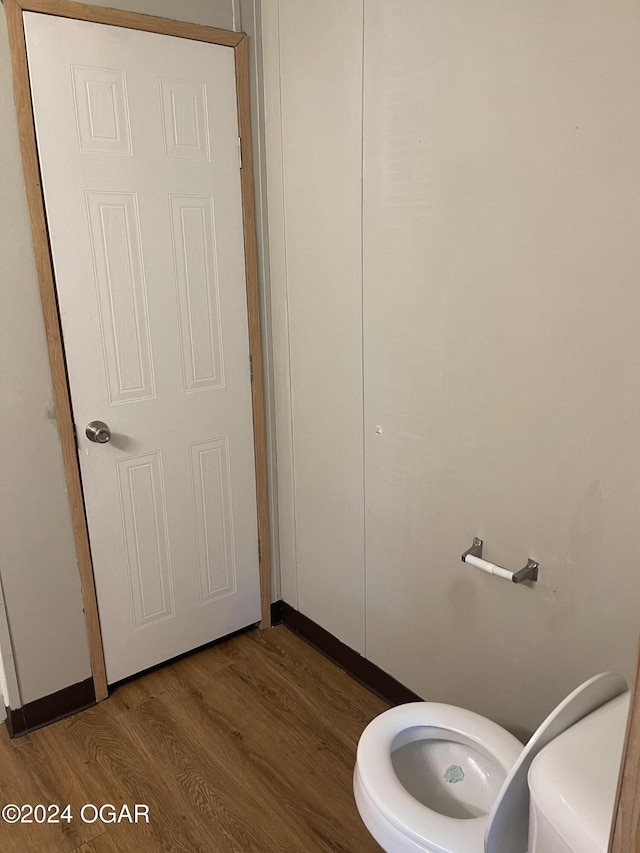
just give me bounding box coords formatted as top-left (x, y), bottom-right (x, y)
top-left (484, 671), bottom-right (628, 853)
top-left (355, 702), bottom-right (523, 853)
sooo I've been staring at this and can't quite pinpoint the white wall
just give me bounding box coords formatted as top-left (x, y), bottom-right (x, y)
top-left (263, 0), bottom-right (365, 650)
top-left (0, 7), bottom-right (92, 704)
top-left (0, 575), bottom-right (20, 715)
top-left (264, 0), bottom-right (640, 736)
top-left (0, 0), bottom-right (273, 706)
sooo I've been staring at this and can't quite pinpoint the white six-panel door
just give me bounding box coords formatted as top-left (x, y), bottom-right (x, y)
top-left (23, 12), bottom-right (261, 683)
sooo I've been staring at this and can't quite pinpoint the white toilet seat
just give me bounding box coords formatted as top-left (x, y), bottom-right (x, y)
top-left (355, 702), bottom-right (523, 853)
top-left (355, 674), bottom-right (628, 853)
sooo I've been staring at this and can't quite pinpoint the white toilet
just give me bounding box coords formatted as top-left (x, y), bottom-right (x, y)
top-left (354, 671), bottom-right (627, 853)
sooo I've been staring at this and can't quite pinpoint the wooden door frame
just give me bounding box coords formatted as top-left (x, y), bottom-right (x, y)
top-left (4, 0), bottom-right (271, 704)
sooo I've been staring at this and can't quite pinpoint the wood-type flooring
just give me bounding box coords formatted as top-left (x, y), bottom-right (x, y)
top-left (0, 625), bottom-right (386, 852)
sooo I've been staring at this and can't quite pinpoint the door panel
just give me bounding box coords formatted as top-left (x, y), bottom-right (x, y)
top-left (23, 12), bottom-right (261, 684)
top-left (170, 194), bottom-right (225, 392)
top-left (86, 190), bottom-right (155, 403)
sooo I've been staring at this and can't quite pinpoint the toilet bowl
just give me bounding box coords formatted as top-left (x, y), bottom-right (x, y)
top-left (354, 702), bottom-right (522, 852)
top-left (354, 672), bottom-right (627, 853)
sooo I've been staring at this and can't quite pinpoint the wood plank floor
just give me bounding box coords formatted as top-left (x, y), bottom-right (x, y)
top-left (0, 626), bottom-right (386, 852)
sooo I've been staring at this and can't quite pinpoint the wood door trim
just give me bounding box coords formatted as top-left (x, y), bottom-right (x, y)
top-left (4, 0), bottom-right (271, 704)
top-left (235, 35), bottom-right (271, 629)
top-left (7, 0), bottom-right (244, 45)
top-left (609, 633), bottom-right (640, 852)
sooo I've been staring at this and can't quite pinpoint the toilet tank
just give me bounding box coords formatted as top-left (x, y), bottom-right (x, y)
top-left (527, 692), bottom-right (629, 853)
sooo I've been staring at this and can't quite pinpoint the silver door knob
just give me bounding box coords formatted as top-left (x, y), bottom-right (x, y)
top-left (85, 420), bottom-right (111, 443)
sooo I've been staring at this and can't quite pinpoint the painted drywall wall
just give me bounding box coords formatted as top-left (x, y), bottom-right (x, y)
top-left (0, 644), bottom-right (6, 719)
top-left (0, 7), bottom-right (91, 705)
top-left (263, 0), bottom-right (366, 650)
top-left (0, 574), bottom-right (20, 713)
top-left (0, 0), bottom-right (264, 706)
top-left (264, 0), bottom-right (640, 736)
top-left (0, 585), bottom-right (8, 718)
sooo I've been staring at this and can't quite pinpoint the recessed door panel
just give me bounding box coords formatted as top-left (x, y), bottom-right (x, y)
top-left (170, 194), bottom-right (225, 392)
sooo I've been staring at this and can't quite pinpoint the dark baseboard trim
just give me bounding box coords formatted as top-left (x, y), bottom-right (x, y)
top-left (271, 601), bottom-right (421, 706)
top-left (5, 676), bottom-right (96, 738)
